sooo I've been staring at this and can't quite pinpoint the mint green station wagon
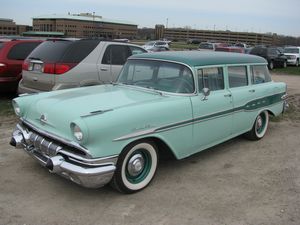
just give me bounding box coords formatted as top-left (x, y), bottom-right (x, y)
top-left (10, 51), bottom-right (288, 193)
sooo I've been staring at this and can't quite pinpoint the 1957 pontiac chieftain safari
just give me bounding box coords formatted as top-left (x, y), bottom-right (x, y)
top-left (10, 51), bottom-right (288, 193)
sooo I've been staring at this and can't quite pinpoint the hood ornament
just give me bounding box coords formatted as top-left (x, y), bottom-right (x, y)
top-left (40, 114), bottom-right (47, 124)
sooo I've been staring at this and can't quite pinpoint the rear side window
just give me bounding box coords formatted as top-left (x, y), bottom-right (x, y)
top-left (7, 42), bottom-right (41, 60)
top-left (198, 67), bottom-right (224, 91)
top-left (228, 66), bottom-right (248, 88)
top-left (251, 65), bottom-right (271, 84)
top-left (0, 42), bottom-right (4, 50)
top-left (60, 40), bottom-right (100, 63)
top-left (102, 45), bottom-right (131, 65)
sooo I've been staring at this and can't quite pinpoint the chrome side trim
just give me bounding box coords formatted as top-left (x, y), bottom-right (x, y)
top-left (20, 118), bottom-right (92, 158)
top-left (281, 94), bottom-right (288, 100)
top-left (113, 92), bottom-right (285, 141)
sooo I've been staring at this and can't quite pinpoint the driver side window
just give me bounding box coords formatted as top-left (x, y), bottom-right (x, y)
top-left (198, 67), bottom-right (224, 91)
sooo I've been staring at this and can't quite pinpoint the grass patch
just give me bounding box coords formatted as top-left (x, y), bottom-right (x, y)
top-left (272, 67), bottom-right (300, 76)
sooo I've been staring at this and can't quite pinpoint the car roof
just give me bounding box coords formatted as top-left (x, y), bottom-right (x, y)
top-left (129, 51), bottom-right (266, 67)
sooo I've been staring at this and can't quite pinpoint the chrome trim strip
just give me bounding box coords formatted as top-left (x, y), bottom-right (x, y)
top-left (29, 60), bottom-right (43, 64)
top-left (81, 109), bottom-right (113, 118)
top-left (281, 94), bottom-right (288, 100)
top-left (20, 118), bottom-right (92, 158)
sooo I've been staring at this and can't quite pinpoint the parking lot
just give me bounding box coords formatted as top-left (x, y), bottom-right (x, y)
top-left (0, 74), bottom-right (299, 225)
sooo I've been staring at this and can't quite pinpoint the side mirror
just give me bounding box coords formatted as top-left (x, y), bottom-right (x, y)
top-left (202, 88), bottom-right (210, 101)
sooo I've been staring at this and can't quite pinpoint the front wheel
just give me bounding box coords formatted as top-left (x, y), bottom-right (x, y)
top-left (111, 141), bottom-right (158, 193)
top-left (245, 111), bottom-right (269, 140)
top-left (283, 60), bottom-right (287, 68)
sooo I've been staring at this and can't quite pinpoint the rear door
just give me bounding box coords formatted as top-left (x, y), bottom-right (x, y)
top-left (98, 44), bottom-right (145, 83)
top-left (227, 65), bottom-right (256, 134)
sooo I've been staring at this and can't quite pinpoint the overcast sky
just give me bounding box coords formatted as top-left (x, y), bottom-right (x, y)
top-left (1, 0), bottom-right (300, 37)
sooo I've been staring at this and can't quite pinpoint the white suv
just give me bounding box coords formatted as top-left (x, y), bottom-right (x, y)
top-left (18, 39), bottom-right (146, 94)
top-left (142, 41), bottom-right (169, 51)
top-left (284, 47), bottom-right (300, 67)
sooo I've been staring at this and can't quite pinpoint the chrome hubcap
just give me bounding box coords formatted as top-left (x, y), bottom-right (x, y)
top-left (256, 116), bottom-right (263, 130)
top-left (127, 154), bottom-right (145, 177)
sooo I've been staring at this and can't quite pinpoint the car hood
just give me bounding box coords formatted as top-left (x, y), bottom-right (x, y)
top-left (21, 84), bottom-right (168, 140)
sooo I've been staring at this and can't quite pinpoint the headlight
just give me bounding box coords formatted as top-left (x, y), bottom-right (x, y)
top-left (12, 100), bottom-right (21, 116)
top-left (71, 123), bottom-right (84, 141)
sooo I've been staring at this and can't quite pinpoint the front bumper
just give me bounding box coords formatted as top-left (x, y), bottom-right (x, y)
top-left (287, 59), bottom-right (297, 65)
top-left (10, 123), bottom-right (117, 188)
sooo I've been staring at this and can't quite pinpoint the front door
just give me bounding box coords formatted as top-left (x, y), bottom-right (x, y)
top-left (191, 67), bottom-right (233, 154)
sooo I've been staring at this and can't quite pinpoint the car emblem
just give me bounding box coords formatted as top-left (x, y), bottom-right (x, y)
top-left (40, 114), bottom-right (47, 124)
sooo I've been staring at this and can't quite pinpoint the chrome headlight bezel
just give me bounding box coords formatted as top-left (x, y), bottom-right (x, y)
top-left (71, 123), bottom-right (84, 142)
top-left (12, 100), bottom-right (21, 117)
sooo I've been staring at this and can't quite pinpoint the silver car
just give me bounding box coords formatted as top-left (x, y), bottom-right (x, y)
top-left (18, 39), bottom-right (146, 94)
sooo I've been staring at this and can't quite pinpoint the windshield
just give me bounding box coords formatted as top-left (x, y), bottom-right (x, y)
top-left (118, 60), bottom-right (195, 94)
top-left (284, 48), bottom-right (299, 54)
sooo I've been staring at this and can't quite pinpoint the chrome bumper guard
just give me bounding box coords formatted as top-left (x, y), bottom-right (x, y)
top-left (10, 123), bottom-right (117, 188)
top-left (281, 94), bottom-right (289, 113)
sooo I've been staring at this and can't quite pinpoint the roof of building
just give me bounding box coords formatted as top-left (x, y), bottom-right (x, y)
top-left (130, 51), bottom-right (267, 67)
top-left (33, 14), bottom-right (137, 26)
top-left (22, 31), bottom-right (64, 36)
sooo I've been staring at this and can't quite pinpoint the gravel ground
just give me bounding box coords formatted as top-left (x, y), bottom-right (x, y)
top-left (0, 74), bottom-right (299, 225)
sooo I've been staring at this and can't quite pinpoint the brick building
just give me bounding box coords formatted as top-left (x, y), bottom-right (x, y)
top-left (0, 18), bottom-right (32, 36)
top-left (32, 13), bottom-right (138, 39)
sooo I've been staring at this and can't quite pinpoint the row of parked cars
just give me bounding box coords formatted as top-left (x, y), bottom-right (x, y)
top-left (0, 37), bottom-right (299, 95)
top-left (197, 41), bottom-right (300, 70)
top-left (0, 38), bottom-right (147, 93)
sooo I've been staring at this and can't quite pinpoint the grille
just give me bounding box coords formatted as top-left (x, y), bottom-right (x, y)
top-left (29, 132), bottom-right (62, 157)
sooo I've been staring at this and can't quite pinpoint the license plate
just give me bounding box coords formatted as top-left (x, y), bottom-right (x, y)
top-left (29, 63), bottom-right (43, 72)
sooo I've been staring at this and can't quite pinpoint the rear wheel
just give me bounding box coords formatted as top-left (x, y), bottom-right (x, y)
top-left (268, 61), bottom-right (274, 70)
top-left (245, 111), bottom-right (269, 140)
top-left (111, 141), bottom-right (158, 193)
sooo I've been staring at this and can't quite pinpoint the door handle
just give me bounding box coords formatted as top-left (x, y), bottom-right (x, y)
top-left (224, 94), bottom-right (232, 97)
top-left (100, 67), bottom-right (108, 71)
top-left (249, 89), bottom-right (255, 93)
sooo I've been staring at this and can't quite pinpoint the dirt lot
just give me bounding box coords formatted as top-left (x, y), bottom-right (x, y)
top-left (0, 74), bottom-right (299, 225)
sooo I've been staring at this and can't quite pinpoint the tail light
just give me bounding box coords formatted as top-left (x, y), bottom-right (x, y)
top-left (43, 63), bottom-right (76, 75)
top-left (0, 63), bottom-right (7, 74)
top-left (22, 59), bottom-right (29, 71)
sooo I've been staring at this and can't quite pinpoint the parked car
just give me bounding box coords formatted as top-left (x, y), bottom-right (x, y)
top-left (0, 39), bottom-right (42, 92)
top-left (147, 46), bottom-right (170, 52)
top-left (249, 46), bottom-right (287, 70)
top-left (234, 43), bottom-right (249, 48)
top-left (283, 46), bottom-right (300, 67)
top-left (186, 39), bottom-right (201, 44)
top-left (215, 46), bottom-right (244, 53)
top-left (142, 41), bottom-right (169, 51)
top-left (18, 39), bottom-right (146, 94)
top-left (10, 51), bottom-right (287, 193)
top-left (198, 42), bottom-right (228, 51)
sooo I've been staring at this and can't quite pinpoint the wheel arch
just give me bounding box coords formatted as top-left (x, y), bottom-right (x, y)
top-left (121, 136), bottom-right (178, 160)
